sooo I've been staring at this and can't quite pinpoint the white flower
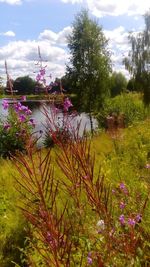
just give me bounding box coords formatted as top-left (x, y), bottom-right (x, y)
top-left (96, 219), bottom-right (105, 231)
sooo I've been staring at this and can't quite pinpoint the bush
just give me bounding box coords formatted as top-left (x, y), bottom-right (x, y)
top-left (0, 100), bottom-right (35, 158)
top-left (97, 93), bottom-right (150, 128)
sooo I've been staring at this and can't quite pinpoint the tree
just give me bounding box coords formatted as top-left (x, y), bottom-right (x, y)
top-left (66, 9), bottom-right (111, 133)
top-left (124, 10), bottom-right (150, 105)
top-left (110, 72), bottom-right (127, 97)
top-left (0, 77), bottom-right (4, 94)
top-left (13, 76), bottom-right (36, 95)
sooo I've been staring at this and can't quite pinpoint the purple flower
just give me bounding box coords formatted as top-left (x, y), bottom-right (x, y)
top-left (119, 214), bottom-right (125, 225)
top-left (14, 102), bottom-right (22, 112)
top-left (2, 100), bottom-right (9, 110)
top-left (36, 73), bottom-right (42, 81)
top-left (119, 182), bottom-right (128, 195)
top-left (25, 108), bottom-right (32, 115)
top-left (40, 68), bottom-right (46, 76)
top-left (63, 97), bottom-right (73, 112)
top-left (19, 114), bottom-right (26, 122)
top-left (119, 182), bottom-right (126, 190)
top-left (87, 253), bottom-right (93, 265)
top-left (29, 118), bottom-right (35, 127)
top-left (3, 123), bottom-right (11, 130)
top-left (128, 218), bottom-right (136, 227)
top-left (119, 201), bottom-right (126, 210)
top-left (135, 214), bottom-right (142, 223)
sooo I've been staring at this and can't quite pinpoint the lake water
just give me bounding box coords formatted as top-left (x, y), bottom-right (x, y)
top-left (0, 99), bottom-right (98, 142)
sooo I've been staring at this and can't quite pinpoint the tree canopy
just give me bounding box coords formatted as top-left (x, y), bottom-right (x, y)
top-left (13, 76), bottom-right (36, 95)
top-left (124, 10), bottom-right (150, 104)
top-left (66, 9), bottom-right (111, 113)
top-left (110, 72), bottom-right (127, 97)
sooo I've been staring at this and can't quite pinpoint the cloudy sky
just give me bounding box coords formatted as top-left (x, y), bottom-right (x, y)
top-left (0, 0), bottom-right (149, 84)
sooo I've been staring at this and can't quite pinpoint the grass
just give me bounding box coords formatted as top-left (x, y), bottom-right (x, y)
top-left (0, 119), bottom-right (150, 266)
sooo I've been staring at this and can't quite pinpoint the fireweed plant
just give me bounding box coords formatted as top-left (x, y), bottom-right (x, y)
top-left (13, 118), bottom-right (150, 266)
top-left (0, 99), bottom-right (36, 158)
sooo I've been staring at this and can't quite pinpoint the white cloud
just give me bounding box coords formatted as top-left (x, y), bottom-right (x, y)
top-left (0, 31), bottom-right (16, 37)
top-left (0, 0), bottom-right (22, 4)
top-left (0, 30), bottom-right (69, 83)
top-left (0, 25), bottom-right (134, 82)
top-left (60, 0), bottom-right (150, 17)
top-left (39, 26), bottom-right (72, 46)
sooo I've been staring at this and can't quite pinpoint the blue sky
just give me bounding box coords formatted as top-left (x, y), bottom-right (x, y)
top-left (0, 0), bottom-right (149, 82)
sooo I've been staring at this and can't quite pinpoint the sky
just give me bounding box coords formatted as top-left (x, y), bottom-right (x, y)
top-left (0, 0), bottom-right (149, 84)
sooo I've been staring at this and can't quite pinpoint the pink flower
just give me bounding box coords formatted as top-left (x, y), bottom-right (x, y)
top-left (119, 201), bottom-right (126, 209)
top-left (36, 73), bottom-right (42, 81)
top-left (119, 182), bottom-right (128, 195)
top-left (40, 68), bottom-right (46, 76)
top-left (128, 218), bottom-right (136, 227)
top-left (19, 114), bottom-right (26, 122)
top-left (145, 163), bottom-right (150, 169)
top-left (3, 123), bottom-right (11, 130)
top-left (87, 253), bottom-right (93, 265)
top-left (135, 214), bottom-right (142, 223)
top-left (21, 95), bottom-right (26, 101)
top-left (63, 97), bottom-right (73, 111)
top-left (2, 100), bottom-right (9, 110)
top-left (119, 214), bottom-right (125, 225)
top-left (29, 118), bottom-right (35, 127)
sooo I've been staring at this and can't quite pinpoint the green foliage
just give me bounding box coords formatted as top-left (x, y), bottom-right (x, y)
top-left (124, 10), bottom-right (150, 105)
top-left (67, 9), bottom-right (111, 113)
top-left (110, 71), bottom-right (127, 97)
top-left (13, 76), bottom-right (36, 95)
top-left (97, 93), bottom-right (150, 128)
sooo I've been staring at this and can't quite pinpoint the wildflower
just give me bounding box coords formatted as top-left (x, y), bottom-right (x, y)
top-left (87, 253), bottom-right (93, 265)
top-left (119, 182), bottom-right (126, 190)
top-left (25, 108), bottom-right (32, 115)
top-left (96, 219), bottom-right (105, 232)
top-left (19, 114), bottom-right (26, 122)
top-left (119, 201), bottom-right (126, 209)
top-left (36, 73), bottom-right (42, 81)
top-left (14, 102), bottom-right (22, 112)
top-left (63, 97), bottom-right (73, 112)
top-left (3, 123), bottom-right (11, 130)
top-left (29, 118), bottom-right (35, 127)
top-left (40, 68), bottom-right (46, 76)
top-left (112, 189), bottom-right (116, 194)
top-left (21, 95), bottom-right (26, 101)
top-left (119, 182), bottom-right (128, 195)
top-left (128, 218), bottom-right (136, 227)
top-left (145, 163), bottom-right (150, 169)
top-left (135, 214), bottom-right (142, 223)
top-left (2, 100), bottom-right (9, 110)
top-left (119, 214), bottom-right (125, 225)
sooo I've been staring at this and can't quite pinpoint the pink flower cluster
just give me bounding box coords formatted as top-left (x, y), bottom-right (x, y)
top-left (63, 97), bottom-right (73, 112)
top-left (36, 67), bottom-right (47, 85)
top-left (2, 99), bottom-right (35, 129)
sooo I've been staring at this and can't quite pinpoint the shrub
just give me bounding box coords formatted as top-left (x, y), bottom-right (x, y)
top-left (97, 93), bottom-right (150, 128)
top-left (0, 100), bottom-right (35, 158)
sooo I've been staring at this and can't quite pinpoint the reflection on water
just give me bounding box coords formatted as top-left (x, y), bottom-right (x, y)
top-left (0, 99), bottom-right (98, 138)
